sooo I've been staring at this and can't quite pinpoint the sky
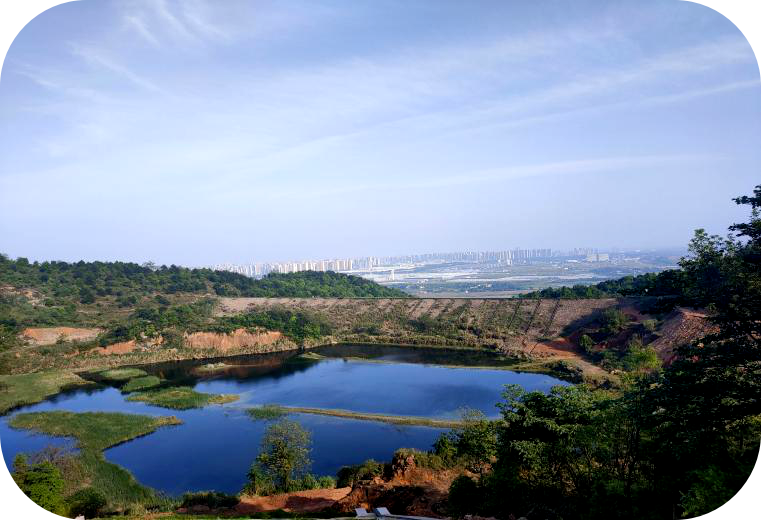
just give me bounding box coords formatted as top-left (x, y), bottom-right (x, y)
top-left (0, 0), bottom-right (759, 266)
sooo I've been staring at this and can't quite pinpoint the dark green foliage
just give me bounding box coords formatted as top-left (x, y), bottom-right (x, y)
top-left (447, 476), bottom-right (487, 518)
top-left (66, 487), bottom-right (107, 518)
top-left (0, 256), bottom-right (408, 300)
top-left (599, 308), bottom-right (628, 336)
top-left (211, 308), bottom-right (332, 343)
top-left (450, 186), bottom-right (761, 519)
top-left (180, 491), bottom-right (239, 509)
top-left (12, 454), bottom-right (67, 515)
top-left (336, 459), bottom-right (384, 487)
top-left (97, 299), bottom-right (215, 346)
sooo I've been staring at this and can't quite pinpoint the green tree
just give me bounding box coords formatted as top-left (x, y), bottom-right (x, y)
top-left (12, 454), bottom-right (66, 515)
top-left (67, 487), bottom-right (107, 518)
top-left (454, 409), bottom-right (498, 473)
top-left (249, 419), bottom-right (313, 493)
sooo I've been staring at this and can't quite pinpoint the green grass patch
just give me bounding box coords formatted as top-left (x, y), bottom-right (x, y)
top-left (0, 371), bottom-right (90, 414)
top-left (9, 411), bottom-right (181, 509)
top-left (247, 404), bottom-right (288, 420)
top-left (97, 368), bottom-right (148, 381)
top-left (126, 386), bottom-right (239, 410)
top-left (121, 375), bottom-right (162, 392)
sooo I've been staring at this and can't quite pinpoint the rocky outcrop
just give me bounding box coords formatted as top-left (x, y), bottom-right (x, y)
top-left (184, 328), bottom-right (285, 352)
top-left (650, 308), bottom-right (717, 364)
top-left (336, 452), bottom-right (461, 518)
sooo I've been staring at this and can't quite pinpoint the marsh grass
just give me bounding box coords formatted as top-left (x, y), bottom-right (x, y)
top-left (98, 368), bottom-right (148, 381)
top-left (121, 375), bottom-right (162, 392)
top-left (9, 411), bottom-right (181, 508)
top-left (0, 371), bottom-right (91, 414)
top-left (126, 386), bottom-right (239, 410)
top-left (247, 404), bottom-right (287, 420)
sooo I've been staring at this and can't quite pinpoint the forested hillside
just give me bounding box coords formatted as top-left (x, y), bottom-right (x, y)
top-left (446, 185), bottom-right (761, 519)
top-left (0, 257), bottom-right (408, 300)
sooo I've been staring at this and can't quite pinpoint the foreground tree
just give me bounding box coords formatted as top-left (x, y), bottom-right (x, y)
top-left (248, 419), bottom-right (312, 493)
top-left (12, 454), bottom-right (66, 516)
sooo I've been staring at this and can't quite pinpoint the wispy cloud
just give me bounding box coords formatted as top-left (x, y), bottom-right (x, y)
top-left (68, 43), bottom-right (164, 93)
top-left (124, 14), bottom-right (160, 48)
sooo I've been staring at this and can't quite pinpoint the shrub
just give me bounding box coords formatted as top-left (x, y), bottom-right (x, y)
top-left (336, 459), bottom-right (384, 487)
top-left (180, 491), bottom-right (239, 510)
top-left (67, 487), bottom-right (107, 518)
top-left (599, 308), bottom-right (628, 336)
top-left (12, 455), bottom-right (67, 515)
top-left (579, 334), bottom-right (595, 354)
top-left (447, 475), bottom-right (485, 518)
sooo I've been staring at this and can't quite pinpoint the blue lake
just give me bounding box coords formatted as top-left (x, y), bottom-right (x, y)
top-left (1, 345), bottom-right (569, 495)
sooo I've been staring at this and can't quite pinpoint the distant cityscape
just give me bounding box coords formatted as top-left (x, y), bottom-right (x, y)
top-left (211, 248), bottom-right (636, 279)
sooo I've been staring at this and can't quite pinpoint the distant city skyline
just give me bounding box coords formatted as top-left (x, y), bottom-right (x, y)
top-left (1, 0), bottom-right (759, 265)
top-left (210, 245), bottom-right (682, 278)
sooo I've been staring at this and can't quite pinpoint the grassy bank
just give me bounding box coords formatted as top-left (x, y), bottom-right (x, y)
top-left (126, 386), bottom-right (239, 410)
top-left (0, 371), bottom-right (91, 414)
top-left (252, 405), bottom-right (463, 428)
top-left (9, 411), bottom-right (181, 509)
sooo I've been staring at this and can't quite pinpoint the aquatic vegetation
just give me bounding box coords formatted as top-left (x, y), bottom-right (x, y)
top-left (121, 375), bottom-right (162, 392)
top-left (0, 371), bottom-right (90, 414)
top-left (9, 411), bottom-right (181, 509)
top-left (247, 404), bottom-right (288, 420)
top-left (126, 386), bottom-right (238, 410)
top-left (98, 368), bottom-right (148, 381)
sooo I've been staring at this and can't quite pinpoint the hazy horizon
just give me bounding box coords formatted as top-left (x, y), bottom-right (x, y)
top-left (1, 0), bottom-right (760, 266)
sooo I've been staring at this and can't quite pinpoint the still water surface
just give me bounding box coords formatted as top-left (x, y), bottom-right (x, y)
top-left (1, 345), bottom-right (568, 495)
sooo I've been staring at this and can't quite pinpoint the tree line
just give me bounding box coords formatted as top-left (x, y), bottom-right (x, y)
top-left (0, 257), bottom-right (409, 301)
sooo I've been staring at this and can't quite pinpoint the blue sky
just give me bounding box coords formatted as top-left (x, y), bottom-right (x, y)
top-left (0, 0), bottom-right (759, 265)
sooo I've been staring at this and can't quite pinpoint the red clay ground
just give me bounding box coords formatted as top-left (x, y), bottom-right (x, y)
top-left (235, 487), bottom-right (352, 514)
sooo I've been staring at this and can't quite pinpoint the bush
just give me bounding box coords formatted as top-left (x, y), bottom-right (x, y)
top-left (67, 487), bottom-right (107, 518)
top-left (599, 308), bottom-right (628, 336)
top-left (12, 455), bottom-right (66, 515)
top-left (336, 459), bottom-right (384, 487)
top-left (579, 334), bottom-right (595, 354)
top-left (447, 476), bottom-right (485, 518)
top-left (180, 491), bottom-right (239, 510)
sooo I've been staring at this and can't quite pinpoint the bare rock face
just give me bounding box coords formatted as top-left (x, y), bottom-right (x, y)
top-left (336, 452), bottom-right (459, 518)
top-left (184, 328), bottom-right (284, 352)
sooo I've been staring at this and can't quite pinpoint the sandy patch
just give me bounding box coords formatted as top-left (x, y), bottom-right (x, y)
top-left (93, 340), bottom-right (137, 355)
top-left (22, 327), bottom-right (102, 346)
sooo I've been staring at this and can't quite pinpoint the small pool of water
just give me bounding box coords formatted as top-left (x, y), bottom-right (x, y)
top-left (1, 345), bottom-right (569, 495)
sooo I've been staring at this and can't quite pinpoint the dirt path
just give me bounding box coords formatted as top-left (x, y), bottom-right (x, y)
top-left (236, 487), bottom-right (352, 514)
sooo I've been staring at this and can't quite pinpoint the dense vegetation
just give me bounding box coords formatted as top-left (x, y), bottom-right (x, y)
top-left (125, 386), bottom-right (238, 410)
top-left (9, 412), bottom-right (182, 515)
top-left (0, 257), bottom-right (408, 300)
top-left (0, 259), bottom-right (405, 353)
top-left (446, 186), bottom-right (761, 519)
top-left (210, 308), bottom-right (333, 343)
